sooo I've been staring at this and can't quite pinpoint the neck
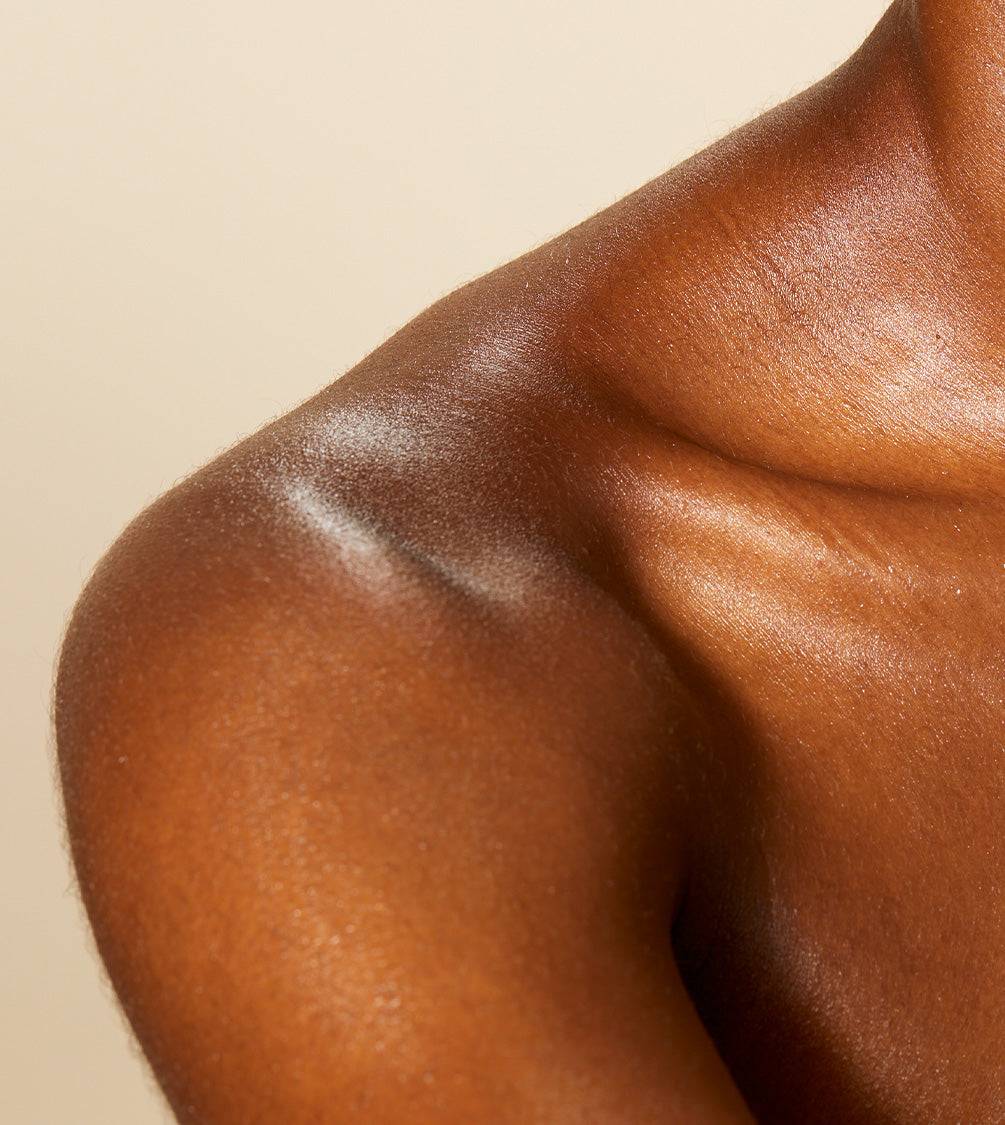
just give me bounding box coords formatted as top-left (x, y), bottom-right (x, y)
top-left (561, 1), bottom-right (1005, 497)
top-left (904, 0), bottom-right (1005, 242)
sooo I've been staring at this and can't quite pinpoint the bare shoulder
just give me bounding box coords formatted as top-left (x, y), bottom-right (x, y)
top-left (54, 296), bottom-right (753, 1123)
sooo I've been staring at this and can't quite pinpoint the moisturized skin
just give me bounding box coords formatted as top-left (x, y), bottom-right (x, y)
top-left (54, 2), bottom-right (1005, 1121)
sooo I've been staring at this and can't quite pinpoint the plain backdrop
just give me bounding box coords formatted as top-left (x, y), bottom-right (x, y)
top-left (4, 1), bottom-right (889, 1120)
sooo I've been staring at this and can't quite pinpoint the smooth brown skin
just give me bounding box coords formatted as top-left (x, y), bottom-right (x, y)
top-left (55, 2), bottom-right (1005, 1121)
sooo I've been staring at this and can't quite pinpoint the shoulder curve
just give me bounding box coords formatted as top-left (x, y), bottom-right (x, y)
top-left (54, 285), bottom-right (750, 1124)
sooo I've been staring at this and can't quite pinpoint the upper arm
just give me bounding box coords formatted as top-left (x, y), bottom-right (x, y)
top-left (55, 389), bottom-right (752, 1123)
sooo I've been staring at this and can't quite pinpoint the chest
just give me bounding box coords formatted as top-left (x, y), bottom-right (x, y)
top-left (617, 451), bottom-right (1005, 1122)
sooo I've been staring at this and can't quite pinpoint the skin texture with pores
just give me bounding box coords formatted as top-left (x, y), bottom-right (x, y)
top-left (54, 1), bottom-right (1005, 1121)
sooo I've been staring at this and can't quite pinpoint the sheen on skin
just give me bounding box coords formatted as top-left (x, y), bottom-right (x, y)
top-left (55, 1), bottom-right (1005, 1121)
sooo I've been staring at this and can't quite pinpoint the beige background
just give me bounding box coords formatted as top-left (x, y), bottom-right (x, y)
top-left (5, 1), bottom-right (888, 1120)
